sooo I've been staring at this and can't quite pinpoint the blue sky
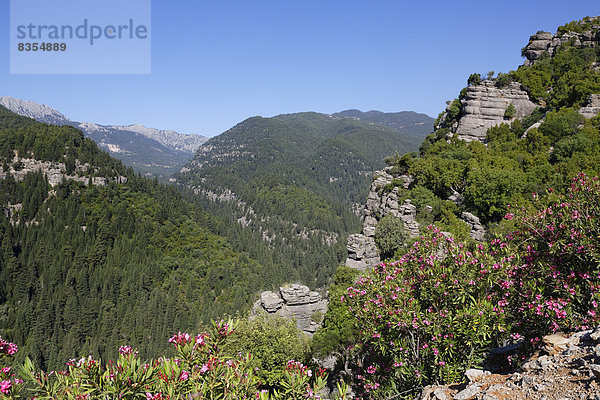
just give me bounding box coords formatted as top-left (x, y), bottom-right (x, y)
top-left (1, 1), bottom-right (598, 137)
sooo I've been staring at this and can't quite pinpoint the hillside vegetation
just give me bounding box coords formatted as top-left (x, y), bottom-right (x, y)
top-left (0, 106), bottom-right (270, 371)
top-left (176, 112), bottom-right (428, 289)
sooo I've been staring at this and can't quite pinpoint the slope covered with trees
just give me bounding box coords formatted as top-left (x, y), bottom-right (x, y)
top-left (0, 106), bottom-right (268, 371)
top-left (311, 16), bottom-right (600, 399)
top-left (175, 112), bottom-right (428, 289)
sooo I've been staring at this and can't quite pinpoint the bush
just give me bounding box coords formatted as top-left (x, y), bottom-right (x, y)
top-left (312, 266), bottom-right (359, 359)
top-left (503, 173), bottom-right (600, 343)
top-left (345, 227), bottom-right (510, 397)
top-left (504, 103), bottom-right (516, 119)
top-left (538, 108), bottom-right (585, 142)
top-left (4, 321), bottom-right (334, 399)
top-left (223, 314), bottom-right (310, 389)
top-left (467, 73), bottom-right (482, 86)
top-left (374, 214), bottom-right (408, 260)
top-left (342, 173), bottom-right (600, 398)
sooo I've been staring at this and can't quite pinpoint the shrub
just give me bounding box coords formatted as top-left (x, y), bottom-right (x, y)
top-left (503, 173), bottom-right (600, 343)
top-left (345, 227), bottom-right (510, 397)
top-left (374, 214), bottom-right (408, 260)
top-left (504, 103), bottom-right (516, 119)
top-left (6, 321), bottom-right (333, 399)
top-left (538, 108), bottom-right (585, 142)
top-left (312, 266), bottom-right (359, 359)
top-left (223, 314), bottom-right (310, 388)
top-left (467, 73), bottom-right (482, 86)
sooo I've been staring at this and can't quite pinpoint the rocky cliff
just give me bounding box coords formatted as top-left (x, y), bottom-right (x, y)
top-left (0, 152), bottom-right (126, 187)
top-left (522, 17), bottom-right (600, 66)
top-left (451, 81), bottom-right (538, 142)
top-left (252, 284), bottom-right (328, 335)
top-left (345, 169), bottom-right (417, 270)
top-left (345, 168), bottom-right (486, 271)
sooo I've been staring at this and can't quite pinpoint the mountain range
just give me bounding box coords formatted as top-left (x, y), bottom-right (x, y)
top-left (0, 96), bottom-right (209, 177)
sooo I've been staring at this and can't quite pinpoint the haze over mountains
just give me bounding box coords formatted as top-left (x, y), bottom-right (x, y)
top-left (0, 96), bottom-right (209, 177)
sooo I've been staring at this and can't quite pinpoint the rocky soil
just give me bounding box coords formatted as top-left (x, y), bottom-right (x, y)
top-left (420, 328), bottom-right (600, 400)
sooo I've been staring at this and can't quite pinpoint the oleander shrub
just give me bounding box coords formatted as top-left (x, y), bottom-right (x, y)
top-left (1, 321), bottom-right (334, 400)
top-left (503, 173), bottom-right (600, 346)
top-left (343, 173), bottom-right (600, 398)
top-left (344, 226), bottom-right (512, 397)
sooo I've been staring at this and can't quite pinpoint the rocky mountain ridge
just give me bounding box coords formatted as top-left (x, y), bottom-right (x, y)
top-left (0, 97), bottom-right (208, 177)
top-left (0, 96), bottom-right (70, 125)
top-left (522, 16), bottom-right (600, 66)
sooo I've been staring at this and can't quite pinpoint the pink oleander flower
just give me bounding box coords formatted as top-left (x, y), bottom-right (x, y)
top-left (179, 370), bottom-right (189, 381)
top-left (0, 380), bottom-right (11, 394)
top-left (367, 365), bottom-right (376, 374)
top-left (118, 345), bottom-right (135, 356)
top-left (199, 364), bottom-right (209, 373)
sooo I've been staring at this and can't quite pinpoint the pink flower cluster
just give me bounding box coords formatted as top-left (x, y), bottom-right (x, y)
top-left (0, 337), bottom-right (18, 356)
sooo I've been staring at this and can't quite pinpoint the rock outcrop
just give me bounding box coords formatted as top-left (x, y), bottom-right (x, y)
top-left (579, 94), bottom-right (600, 119)
top-left (252, 284), bottom-right (327, 335)
top-left (461, 212), bottom-right (486, 242)
top-left (345, 169), bottom-right (419, 271)
top-left (420, 327), bottom-right (600, 400)
top-left (522, 18), bottom-right (600, 66)
top-left (0, 153), bottom-right (127, 187)
top-left (453, 81), bottom-right (537, 142)
top-left (345, 168), bottom-right (490, 270)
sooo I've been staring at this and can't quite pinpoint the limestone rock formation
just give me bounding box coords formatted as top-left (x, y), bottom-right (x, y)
top-left (252, 284), bottom-right (327, 335)
top-left (579, 94), bottom-right (600, 119)
top-left (522, 18), bottom-right (600, 66)
top-left (0, 153), bottom-right (126, 188)
top-left (345, 168), bottom-right (490, 270)
top-left (461, 212), bottom-right (486, 241)
top-left (419, 327), bottom-right (600, 400)
top-left (453, 81), bottom-right (537, 142)
top-left (345, 169), bottom-right (419, 271)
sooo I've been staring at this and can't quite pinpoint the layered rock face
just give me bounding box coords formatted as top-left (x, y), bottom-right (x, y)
top-left (453, 81), bottom-right (537, 142)
top-left (252, 284), bottom-right (327, 335)
top-left (345, 169), bottom-right (419, 271)
top-left (523, 19), bottom-right (600, 66)
top-left (0, 153), bottom-right (126, 187)
top-left (345, 169), bottom-right (490, 271)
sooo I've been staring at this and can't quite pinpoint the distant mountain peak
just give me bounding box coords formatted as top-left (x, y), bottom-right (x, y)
top-left (0, 96), bottom-right (70, 125)
top-left (1, 96), bottom-right (209, 177)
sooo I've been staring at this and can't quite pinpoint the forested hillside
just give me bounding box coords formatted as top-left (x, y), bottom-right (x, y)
top-left (0, 106), bottom-right (268, 370)
top-left (175, 112), bottom-right (428, 288)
